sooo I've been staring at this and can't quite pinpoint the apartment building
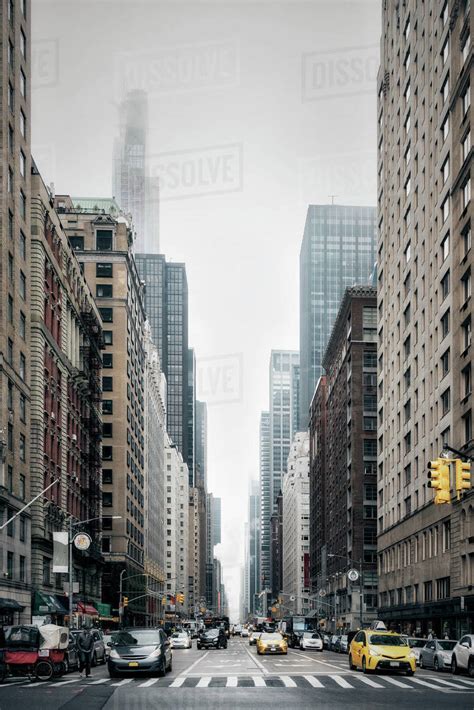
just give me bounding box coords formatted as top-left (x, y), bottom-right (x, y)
top-left (377, 0), bottom-right (473, 636)
top-left (165, 435), bottom-right (189, 616)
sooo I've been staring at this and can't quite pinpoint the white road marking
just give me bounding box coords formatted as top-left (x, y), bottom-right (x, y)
top-left (86, 678), bottom-right (109, 685)
top-left (291, 650), bottom-right (347, 671)
top-left (196, 676), bottom-right (212, 687)
top-left (50, 679), bottom-right (82, 687)
top-left (110, 678), bottom-right (133, 687)
top-left (180, 650), bottom-right (210, 676)
top-left (280, 675), bottom-right (297, 687)
top-left (303, 675), bottom-right (324, 688)
top-left (252, 676), bottom-right (266, 687)
top-left (138, 678), bottom-right (159, 687)
top-left (381, 676), bottom-right (414, 689)
top-left (332, 675), bottom-right (354, 688)
top-left (421, 676), bottom-right (471, 689)
top-left (450, 677), bottom-right (474, 686)
top-left (169, 677), bottom-right (186, 688)
top-left (356, 675), bottom-right (384, 688)
top-left (226, 676), bottom-right (238, 687)
top-left (244, 646), bottom-right (268, 675)
top-left (409, 677), bottom-right (452, 691)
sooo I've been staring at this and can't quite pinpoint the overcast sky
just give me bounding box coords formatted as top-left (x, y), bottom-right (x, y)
top-left (32, 0), bottom-right (381, 619)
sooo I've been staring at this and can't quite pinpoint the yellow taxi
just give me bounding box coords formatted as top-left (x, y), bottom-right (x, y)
top-left (256, 632), bottom-right (288, 655)
top-left (349, 630), bottom-right (416, 675)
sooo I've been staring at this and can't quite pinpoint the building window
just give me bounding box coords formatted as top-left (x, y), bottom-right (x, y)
top-left (102, 353), bottom-right (113, 368)
top-left (20, 109), bottom-right (26, 137)
top-left (20, 271), bottom-right (26, 299)
top-left (363, 416), bottom-right (377, 431)
top-left (441, 310), bottom-right (450, 339)
top-left (102, 423), bottom-right (113, 438)
top-left (99, 308), bottom-right (113, 323)
top-left (42, 557), bottom-right (51, 585)
top-left (443, 521), bottom-right (451, 552)
top-left (462, 365), bottom-right (472, 398)
top-left (96, 263), bottom-right (113, 277)
top-left (464, 410), bottom-right (473, 443)
top-left (441, 196), bottom-right (450, 223)
top-left (463, 317), bottom-right (472, 351)
top-left (441, 349), bottom-right (450, 377)
top-left (7, 552), bottom-right (14, 580)
top-left (102, 446), bottom-right (113, 461)
top-left (8, 295), bottom-right (13, 324)
top-left (102, 376), bottom-right (113, 392)
top-left (436, 577), bottom-right (450, 600)
top-left (463, 33), bottom-right (471, 64)
top-left (69, 236), bottom-right (84, 250)
top-left (102, 492), bottom-right (113, 507)
top-left (363, 439), bottom-right (377, 459)
top-left (363, 527), bottom-right (377, 545)
top-left (102, 399), bottom-right (113, 415)
top-left (462, 84), bottom-right (471, 117)
top-left (441, 270), bottom-right (450, 300)
top-left (463, 223), bottom-right (472, 257)
top-left (20, 312), bottom-right (26, 339)
top-left (363, 351), bottom-right (377, 368)
top-left (96, 284), bottom-right (113, 298)
top-left (20, 231), bottom-right (26, 260)
top-left (441, 75), bottom-right (449, 104)
top-left (7, 466), bottom-right (13, 492)
top-left (20, 393), bottom-right (26, 422)
top-left (463, 131), bottom-right (471, 162)
top-left (405, 496), bottom-right (412, 516)
top-left (96, 229), bottom-right (113, 251)
top-left (442, 37), bottom-right (449, 65)
top-left (363, 307), bottom-right (377, 341)
top-left (20, 150), bottom-right (26, 178)
top-left (441, 234), bottom-right (449, 261)
top-left (103, 330), bottom-right (113, 345)
top-left (19, 353), bottom-right (26, 380)
top-left (19, 433), bottom-right (26, 461)
top-left (7, 338), bottom-right (13, 365)
top-left (404, 242), bottom-right (411, 263)
top-left (442, 114), bottom-right (449, 142)
top-left (19, 556), bottom-right (25, 582)
top-left (102, 469), bottom-right (113, 484)
top-left (424, 581), bottom-right (433, 602)
top-left (442, 155), bottom-right (450, 184)
top-left (20, 190), bottom-right (26, 219)
top-left (463, 178), bottom-right (472, 210)
top-left (20, 29), bottom-right (26, 58)
top-left (19, 515), bottom-right (26, 541)
top-left (441, 388), bottom-right (451, 416)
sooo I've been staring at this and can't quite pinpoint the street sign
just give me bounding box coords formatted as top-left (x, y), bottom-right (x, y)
top-left (63, 582), bottom-right (80, 594)
top-left (74, 532), bottom-right (91, 550)
top-left (348, 568), bottom-right (359, 582)
top-left (289, 595), bottom-right (296, 602)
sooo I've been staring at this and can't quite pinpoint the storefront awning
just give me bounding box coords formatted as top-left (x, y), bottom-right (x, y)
top-left (33, 591), bottom-right (68, 615)
top-left (0, 597), bottom-right (25, 612)
top-left (77, 601), bottom-right (98, 616)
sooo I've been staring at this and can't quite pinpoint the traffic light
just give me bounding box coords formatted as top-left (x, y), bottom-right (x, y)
top-left (428, 458), bottom-right (451, 504)
top-left (176, 593), bottom-right (185, 604)
top-left (123, 596), bottom-right (129, 607)
top-left (455, 458), bottom-right (472, 498)
top-left (162, 596), bottom-right (167, 605)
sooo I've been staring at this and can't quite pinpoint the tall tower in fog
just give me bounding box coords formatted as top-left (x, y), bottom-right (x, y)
top-left (113, 90), bottom-right (159, 253)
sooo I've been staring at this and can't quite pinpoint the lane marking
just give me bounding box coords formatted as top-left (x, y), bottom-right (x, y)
top-left (244, 646), bottom-right (268, 675)
top-left (180, 650), bottom-right (210, 676)
top-left (450, 677), bottom-right (474, 686)
top-left (111, 678), bottom-right (133, 687)
top-left (138, 678), bottom-right (159, 687)
top-left (226, 676), bottom-right (238, 687)
top-left (252, 676), bottom-right (266, 687)
top-left (421, 676), bottom-right (472, 689)
top-left (409, 677), bottom-right (452, 691)
top-left (291, 650), bottom-right (347, 671)
top-left (50, 679), bottom-right (82, 687)
top-left (196, 676), bottom-right (212, 687)
top-left (280, 675), bottom-right (297, 687)
top-left (332, 675), bottom-right (354, 688)
top-left (357, 675), bottom-right (384, 688)
top-left (86, 678), bottom-right (109, 685)
top-left (303, 675), bottom-right (324, 688)
top-left (381, 676), bottom-right (414, 689)
top-left (169, 677), bottom-right (186, 688)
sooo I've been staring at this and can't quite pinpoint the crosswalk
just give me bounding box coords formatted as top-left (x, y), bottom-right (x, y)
top-left (2, 673), bottom-right (474, 692)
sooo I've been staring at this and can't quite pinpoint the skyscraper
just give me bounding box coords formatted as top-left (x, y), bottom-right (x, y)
top-left (195, 401), bottom-right (208, 491)
top-left (187, 349), bottom-right (196, 487)
top-left (377, 0), bottom-right (473, 636)
top-left (299, 204), bottom-right (376, 428)
top-left (112, 90), bottom-right (159, 253)
top-left (135, 255), bottom-right (189, 464)
top-left (259, 411), bottom-right (271, 593)
top-left (246, 480), bottom-right (260, 615)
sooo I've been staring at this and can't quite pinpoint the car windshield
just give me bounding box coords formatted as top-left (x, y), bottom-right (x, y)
top-left (172, 633), bottom-right (186, 638)
top-left (205, 629), bottom-right (219, 636)
top-left (369, 634), bottom-right (407, 647)
top-left (438, 641), bottom-right (456, 650)
top-left (303, 632), bottom-right (320, 639)
top-left (408, 639), bottom-right (426, 648)
top-left (113, 630), bottom-right (161, 646)
top-left (341, 635), bottom-right (348, 641)
top-left (260, 633), bottom-right (281, 641)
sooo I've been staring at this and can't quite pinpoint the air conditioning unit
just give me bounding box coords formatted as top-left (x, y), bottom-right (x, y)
top-left (71, 434), bottom-right (77, 442)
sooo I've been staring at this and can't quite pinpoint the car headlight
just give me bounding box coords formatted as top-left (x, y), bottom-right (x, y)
top-left (148, 648), bottom-right (163, 658)
top-left (369, 649), bottom-right (378, 657)
top-left (408, 651), bottom-right (416, 659)
top-left (109, 649), bottom-right (119, 659)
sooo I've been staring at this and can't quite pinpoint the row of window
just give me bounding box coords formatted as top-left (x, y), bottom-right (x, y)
top-left (380, 577), bottom-right (450, 608)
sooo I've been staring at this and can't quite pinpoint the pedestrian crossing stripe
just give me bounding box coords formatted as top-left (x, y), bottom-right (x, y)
top-left (5, 674), bottom-right (474, 692)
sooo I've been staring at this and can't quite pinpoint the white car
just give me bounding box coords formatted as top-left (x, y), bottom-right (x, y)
top-left (300, 632), bottom-right (323, 651)
top-left (452, 635), bottom-right (474, 676)
top-left (241, 628), bottom-right (249, 638)
top-left (170, 631), bottom-right (192, 649)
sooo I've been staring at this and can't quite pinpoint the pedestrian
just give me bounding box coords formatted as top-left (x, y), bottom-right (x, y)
top-left (427, 631), bottom-right (433, 641)
top-left (76, 627), bottom-right (94, 678)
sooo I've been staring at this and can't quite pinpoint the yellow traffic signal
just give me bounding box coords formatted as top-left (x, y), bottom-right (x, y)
top-left (428, 458), bottom-right (451, 504)
top-left (176, 593), bottom-right (184, 604)
top-left (123, 596), bottom-right (129, 607)
top-left (455, 459), bottom-right (471, 498)
top-left (162, 597), bottom-right (167, 605)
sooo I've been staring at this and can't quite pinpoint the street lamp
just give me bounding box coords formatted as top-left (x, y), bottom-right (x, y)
top-left (327, 553), bottom-right (364, 629)
top-left (68, 515), bottom-right (121, 628)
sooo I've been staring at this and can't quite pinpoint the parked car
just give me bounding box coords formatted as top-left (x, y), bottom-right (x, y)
top-left (102, 633), bottom-right (117, 660)
top-left (107, 627), bottom-right (172, 677)
top-left (349, 630), bottom-right (416, 676)
top-left (249, 631), bottom-right (259, 646)
top-left (197, 628), bottom-right (227, 650)
top-left (299, 631), bottom-right (323, 651)
top-left (329, 634), bottom-right (340, 652)
top-left (452, 635), bottom-right (474, 677)
top-left (241, 628), bottom-right (249, 638)
top-left (64, 634), bottom-right (80, 672)
top-left (234, 624), bottom-right (242, 636)
top-left (170, 631), bottom-right (192, 649)
top-left (419, 639), bottom-right (456, 671)
top-left (406, 638), bottom-right (428, 665)
top-left (322, 633), bottom-right (331, 649)
top-left (71, 628), bottom-right (106, 666)
top-left (338, 635), bottom-right (349, 653)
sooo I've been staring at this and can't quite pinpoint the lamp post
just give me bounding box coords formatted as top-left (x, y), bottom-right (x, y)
top-left (327, 553), bottom-right (364, 629)
top-left (67, 515), bottom-right (121, 628)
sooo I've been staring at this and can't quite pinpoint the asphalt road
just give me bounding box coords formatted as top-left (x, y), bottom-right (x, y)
top-left (0, 637), bottom-right (473, 710)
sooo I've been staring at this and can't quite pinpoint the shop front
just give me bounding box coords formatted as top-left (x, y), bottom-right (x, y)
top-left (0, 597), bottom-right (26, 626)
top-left (32, 591), bottom-right (69, 626)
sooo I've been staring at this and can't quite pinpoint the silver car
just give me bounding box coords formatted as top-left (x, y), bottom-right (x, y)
top-left (170, 631), bottom-right (192, 649)
top-left (419, 639), bottom-right (456, 671)
top-left (406, 637), bottom-right (427, 665)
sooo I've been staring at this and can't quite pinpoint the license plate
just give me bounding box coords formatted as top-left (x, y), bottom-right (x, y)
top-left (128, 662), bottom-right (139, 667)
top-left (390, 661), bottom-right (400, 667)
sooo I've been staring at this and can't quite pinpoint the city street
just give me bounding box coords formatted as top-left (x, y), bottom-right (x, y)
top-left (1, 638), bottom-right (473, 709)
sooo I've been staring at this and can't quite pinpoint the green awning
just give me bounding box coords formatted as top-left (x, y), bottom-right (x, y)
top-left (96, 602), bottom-right (111, 617)
top-left (0, 597), bottom-right (25, 612)
top-left (33, 591), bottom-right (68, 615)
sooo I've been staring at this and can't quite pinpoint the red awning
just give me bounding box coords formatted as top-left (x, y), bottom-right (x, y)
top-left (77, 602), bottom-right (98, 616)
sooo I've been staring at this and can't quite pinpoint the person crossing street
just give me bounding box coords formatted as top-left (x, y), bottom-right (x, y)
top-left (76, 627), bottom-right (94, 678)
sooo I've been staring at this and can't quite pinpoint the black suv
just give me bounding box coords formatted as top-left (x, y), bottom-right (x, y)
top-left (197, 628), bottom-right (227, 650)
